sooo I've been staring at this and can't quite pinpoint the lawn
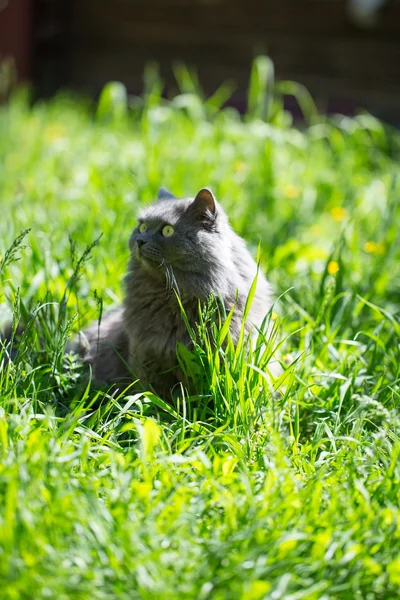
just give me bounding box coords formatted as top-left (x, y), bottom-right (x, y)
top-left (0, 58), bottom-right (400, 599)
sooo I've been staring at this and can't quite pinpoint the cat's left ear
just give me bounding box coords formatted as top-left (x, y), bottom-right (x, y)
top-left (158, 187), bottom-right (177, 201)
top-left (190, 188), bottom-right (217, 220)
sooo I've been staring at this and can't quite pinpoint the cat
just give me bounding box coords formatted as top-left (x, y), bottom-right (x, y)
top-left (74, 187), bottom-right (277, 398)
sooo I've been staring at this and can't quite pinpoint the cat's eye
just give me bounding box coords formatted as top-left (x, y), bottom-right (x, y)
top-left (162, 225), bottom-right (175, 238)
top-left (139, 223), bottom-right (147, 233)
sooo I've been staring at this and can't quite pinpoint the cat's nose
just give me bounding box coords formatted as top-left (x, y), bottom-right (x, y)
top-left (137, 239), bottom-right (146, 248)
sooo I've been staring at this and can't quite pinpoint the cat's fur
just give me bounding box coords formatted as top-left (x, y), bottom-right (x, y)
top-left (75, 187), bottom-right (275, 397)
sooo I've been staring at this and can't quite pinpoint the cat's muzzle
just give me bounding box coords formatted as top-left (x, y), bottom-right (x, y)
top-left (138, 243), bottom-right (163, 264)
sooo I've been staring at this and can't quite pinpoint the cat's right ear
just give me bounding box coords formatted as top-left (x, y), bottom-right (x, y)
top-left (158, 187), bottom-right (177, 201)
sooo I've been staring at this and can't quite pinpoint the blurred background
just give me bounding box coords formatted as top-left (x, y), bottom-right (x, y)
top-left (1, 0), bottom-right (400, 122)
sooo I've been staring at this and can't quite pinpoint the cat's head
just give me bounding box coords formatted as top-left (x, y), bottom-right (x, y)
top-left (129, 187), bottom-right (229, 281)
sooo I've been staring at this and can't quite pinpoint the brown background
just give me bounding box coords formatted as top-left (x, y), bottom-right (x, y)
top-left (1, 0), bottom-right (400, 121)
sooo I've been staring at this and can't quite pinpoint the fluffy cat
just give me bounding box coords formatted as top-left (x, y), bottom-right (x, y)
top-left (75, 187), bottom-right (275, 397)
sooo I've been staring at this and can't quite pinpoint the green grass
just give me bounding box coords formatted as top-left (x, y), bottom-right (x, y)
top-left (1, 58), bottom-right (400, 598)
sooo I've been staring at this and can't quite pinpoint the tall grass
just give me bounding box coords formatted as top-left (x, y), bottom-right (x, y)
top-left (0, 58), bottom-right (399, 598)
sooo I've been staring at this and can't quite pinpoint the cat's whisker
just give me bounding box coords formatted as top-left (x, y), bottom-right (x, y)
top-left (169, 264), bottom-right (181, 298)
top-left (160, 260), bottom-right (174, 294)
top-left (157, 257), bottom-right (165, 271)
top-left (168, 268), bottom-right (174, 292)
top-left (166, 268), bottom-right (171, 290)
top-left (163, 261), bottom-right (171, 290)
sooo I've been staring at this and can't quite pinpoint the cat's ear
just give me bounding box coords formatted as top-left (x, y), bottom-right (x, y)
top-left (189, 188), bottom-right (216, 220)
top-left (158, 187), bottom-right (177, 201)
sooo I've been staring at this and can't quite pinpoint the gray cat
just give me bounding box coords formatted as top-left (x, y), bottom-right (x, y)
top-left (76, 187), bottom-right (275, 397)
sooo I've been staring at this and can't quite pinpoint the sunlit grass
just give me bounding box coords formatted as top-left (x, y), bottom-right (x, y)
top-left (0, 58), bottom-right (400, 598)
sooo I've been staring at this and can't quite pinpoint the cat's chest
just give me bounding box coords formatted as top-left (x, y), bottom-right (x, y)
top-left (124, 293), bottom-right (196, 358)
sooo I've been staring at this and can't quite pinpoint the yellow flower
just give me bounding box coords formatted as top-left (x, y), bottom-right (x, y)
top-left (44, 123), bottom-right (67, 141)
top-left (283, 184), bottom-right (299, 199)
top-left (330, 206), bottom-right (348, 221)
top-left (327, 260), bottom-right (339, 275)
top-left (234, 160), bottom-right (247, 173)
top-left (364, 241), bottom-right (386, 255)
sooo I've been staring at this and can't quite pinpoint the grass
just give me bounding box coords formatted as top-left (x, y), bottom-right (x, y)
top-left (0, 57), bottom-right (400, 598)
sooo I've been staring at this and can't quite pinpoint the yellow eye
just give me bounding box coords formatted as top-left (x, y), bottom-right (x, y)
top-left (139, 223), bottom-right (147, 233)
top-left (162, 225), bottom-right (175, 238)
